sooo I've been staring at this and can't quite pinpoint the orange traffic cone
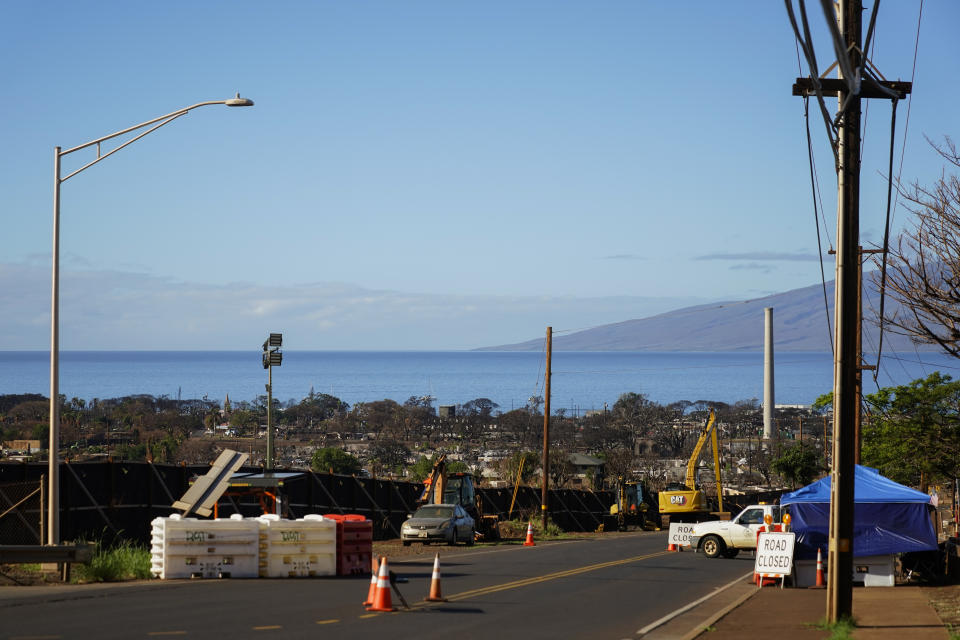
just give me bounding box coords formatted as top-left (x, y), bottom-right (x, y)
top-left (666, 542), bottom-right (677, 551)
top-left (523, 522), bottom-right (536, 546)
top-left (365, 556), bottom-right (395, 612)
top-left (424, 553), bottom-right (447, 602)
top-left (363, 555), bottom-right (380, 606)
top-left (813, 547), bottom-right (825, 588)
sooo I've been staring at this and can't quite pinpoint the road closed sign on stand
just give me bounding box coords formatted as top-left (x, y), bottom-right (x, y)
top-left (668, 522), bottom-right (694, 549)
top-left (754, 531), bottom-right (795, 578)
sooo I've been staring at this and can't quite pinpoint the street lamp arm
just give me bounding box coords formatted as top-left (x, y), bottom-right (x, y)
top-left (62, 100), bottom-right (238, 156)
top-left (60, 111), bottom-right (189, 182)
top-left (58, 97), bottom-right (252, 182)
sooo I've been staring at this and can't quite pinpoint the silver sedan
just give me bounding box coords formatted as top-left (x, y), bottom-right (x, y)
top-left (401, 504), bottom-right (475, 546)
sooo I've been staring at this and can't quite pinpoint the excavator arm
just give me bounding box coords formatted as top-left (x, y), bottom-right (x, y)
top-left (418, 454), bottom-right (447, 506)
top-left (684, 409), bottom-right (717, 490)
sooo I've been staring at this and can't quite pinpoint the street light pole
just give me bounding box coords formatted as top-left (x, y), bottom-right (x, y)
top-left (47, 95), bottom-right (253, 545)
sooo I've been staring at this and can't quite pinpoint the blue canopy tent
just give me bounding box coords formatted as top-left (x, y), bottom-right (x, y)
top-left (780, 465), bottom-right (937, 560)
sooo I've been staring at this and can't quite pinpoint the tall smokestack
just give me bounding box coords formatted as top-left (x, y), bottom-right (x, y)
top-left (763, 307), bottom-right (775, 441)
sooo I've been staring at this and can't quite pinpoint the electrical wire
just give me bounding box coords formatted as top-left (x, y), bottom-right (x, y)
top-left (817, 0), bottom-right (858, 94)
top-left (874, 0), bottom-right (924, 383)
top-left (874, 99), bottom-right (899, 373)
top-left (805, 95), bottom-right (836, 355)
top-left (785, 0), bottom-right (840, 168)
top-left (792, 14), bottom-right (835, 356)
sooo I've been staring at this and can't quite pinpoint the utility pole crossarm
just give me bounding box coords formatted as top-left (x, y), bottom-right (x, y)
top-left (793, 78), bottom-right (911, 99)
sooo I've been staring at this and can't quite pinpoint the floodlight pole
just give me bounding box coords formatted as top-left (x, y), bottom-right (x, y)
top-left (263, 333), bottom-right (282, 470)
top-left (266, 364), bottom-right (274, 470)
top-left (47, 95), bottom-right (253, 545)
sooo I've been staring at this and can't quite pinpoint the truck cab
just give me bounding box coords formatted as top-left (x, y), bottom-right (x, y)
top-left (689, 504), bottom-right (783, 558)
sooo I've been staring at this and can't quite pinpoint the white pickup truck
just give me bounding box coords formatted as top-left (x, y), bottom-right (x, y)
top-left (689, 504), bottom-right (784, 558)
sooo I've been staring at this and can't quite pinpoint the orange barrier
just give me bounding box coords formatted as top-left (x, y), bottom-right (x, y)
top-left (523, 522), bottom-right (536, 547)
top-left (362, 555), bottom-right (379, 606)
top-left (324, 513), bottom-right (373, 576)
top-left (424, 553), bottom-right (448, 602)
top-left (365, 556), bottom-right (395, 612)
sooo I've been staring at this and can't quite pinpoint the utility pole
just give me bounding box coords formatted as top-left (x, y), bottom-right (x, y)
top-left (541, 327), bottom-right (552, 532)
top-left (792, 0), bottom-right (909, 621)
top-left (826, 0), bottom-right (863, 620)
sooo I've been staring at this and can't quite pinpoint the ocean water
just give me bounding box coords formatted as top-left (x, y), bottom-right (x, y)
top-left (1, 350), bottom-right (957, 413)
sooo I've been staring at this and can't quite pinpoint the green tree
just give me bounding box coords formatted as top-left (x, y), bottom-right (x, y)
top-left (862, 372), bottom-right (960, 486)
top-left (311, 447), bottom-right (362, 475)
top-left (500, 450), bottom-right (540, 485)
top-left (771, 443), bottom-right (823, 488)
top-left (407, 454), bottom-right (469, 482)
top-left (368, 438), bottom-right (411, 475)
top-left (811, 392), bottom-right (833, 414)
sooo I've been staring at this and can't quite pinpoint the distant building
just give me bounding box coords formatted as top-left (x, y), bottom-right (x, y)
top-left (438, 405), bottom-right (456, 419)
top-left (2, 440), bottom-right (42, 453)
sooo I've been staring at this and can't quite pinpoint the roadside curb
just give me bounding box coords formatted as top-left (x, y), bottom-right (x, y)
top-left (637, 571), bottom-right (756, 638)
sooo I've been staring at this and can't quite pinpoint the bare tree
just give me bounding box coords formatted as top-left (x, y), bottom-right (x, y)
top-left (876, 137), bottom-right (960, 357)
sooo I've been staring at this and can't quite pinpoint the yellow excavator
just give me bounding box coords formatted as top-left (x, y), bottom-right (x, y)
top-left (657, 408), bottom-right (726, 527)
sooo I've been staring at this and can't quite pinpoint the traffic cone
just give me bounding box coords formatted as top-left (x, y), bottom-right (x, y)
top-left (667, 542), bottom-right (677, 551)
top-left (812, 547), bottom-right (825, 588)
top-left (424, 553), bottom-right (447, 602)
top-left (523, 522), bottom-right (536, 546)
top-left (362, 555), bottom-right (380, 606)
top-left (365, 556), bottom-right (395, 612)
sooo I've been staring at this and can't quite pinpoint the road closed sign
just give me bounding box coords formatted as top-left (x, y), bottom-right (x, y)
top-left (668, 522), bottom-right (694, 548)
top-left (754, 531), bottom-right (796, 577)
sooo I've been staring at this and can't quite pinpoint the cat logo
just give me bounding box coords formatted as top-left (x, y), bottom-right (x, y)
top-left (670, 495), bottom-right (687, 506)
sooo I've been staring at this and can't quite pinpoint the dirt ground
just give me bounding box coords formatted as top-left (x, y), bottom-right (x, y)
top-left (924, 584), bottom-right (960, 630)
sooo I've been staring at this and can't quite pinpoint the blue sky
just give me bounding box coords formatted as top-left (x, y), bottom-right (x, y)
top-left (2, 1), bottom-right (957, 350)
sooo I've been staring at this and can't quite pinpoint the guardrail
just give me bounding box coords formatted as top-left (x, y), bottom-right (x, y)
top-left (0, 543), bottom-right (95, 564)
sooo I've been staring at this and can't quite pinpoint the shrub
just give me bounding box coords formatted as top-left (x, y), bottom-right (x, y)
top-left (72, 540), bottom-right (151, 583)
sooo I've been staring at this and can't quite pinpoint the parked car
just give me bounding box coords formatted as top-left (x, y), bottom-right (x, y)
top-left (401, 503), bottom-right (475, 546)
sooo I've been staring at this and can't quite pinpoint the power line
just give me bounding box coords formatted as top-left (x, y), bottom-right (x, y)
top-left (873, 0), bottom-right (924, 383)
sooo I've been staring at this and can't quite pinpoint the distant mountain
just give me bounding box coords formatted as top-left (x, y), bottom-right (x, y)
top-left (478, 277), bottom-right (934, 352)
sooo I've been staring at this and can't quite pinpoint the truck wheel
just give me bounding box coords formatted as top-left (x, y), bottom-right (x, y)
top-left (722, 548), bottom-right (740, 559)
top-left (701, 535), bottom-right (724, 559)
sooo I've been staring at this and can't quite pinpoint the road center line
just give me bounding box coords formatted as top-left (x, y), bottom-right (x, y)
top-left (410, 549), bottom-right (671, 606)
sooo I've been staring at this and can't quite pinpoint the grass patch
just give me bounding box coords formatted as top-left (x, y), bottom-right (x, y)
top-left (71, 540), bottom-right (152, 583)
top-left (806, 615), bottom-right (857, 640)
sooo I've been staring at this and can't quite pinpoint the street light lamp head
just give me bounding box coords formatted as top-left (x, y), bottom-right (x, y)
top-left (225, 92), bottom-right (254, 107)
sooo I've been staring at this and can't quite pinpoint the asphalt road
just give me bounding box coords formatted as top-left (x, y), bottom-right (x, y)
top-left (1, 532), bottom-right (755, 640)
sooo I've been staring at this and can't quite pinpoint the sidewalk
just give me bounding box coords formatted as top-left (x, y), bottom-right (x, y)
top-left (644, 577), bottom-right (951, 639)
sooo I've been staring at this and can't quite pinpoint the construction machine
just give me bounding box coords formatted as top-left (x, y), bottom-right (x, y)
top-left (657, 408), bottom-right (727, 527)
top-left (417, 454), bottom-right (500, 540)
top-left (609, 476), bottom-right (659, 531)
